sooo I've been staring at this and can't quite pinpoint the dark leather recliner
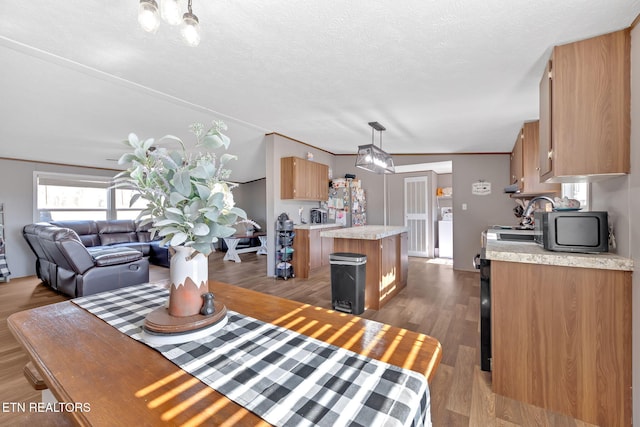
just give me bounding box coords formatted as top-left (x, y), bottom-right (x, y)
top-left (23, 223), bottom-right (149, 297)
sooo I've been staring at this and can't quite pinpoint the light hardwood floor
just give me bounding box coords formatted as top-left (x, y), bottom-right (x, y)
top-left (1, 252), bottom-right (598, 426)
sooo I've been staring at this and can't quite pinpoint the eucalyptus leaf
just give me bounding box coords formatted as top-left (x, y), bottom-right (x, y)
top-left (193, 223), bottom-right (210, 236)
top-left (172, 170), bottom-right (192, 197)
top-left (129, 193), bottom-right (141, 207)
top-left (134, 147), bottom-right (147, 160)
top-left (142, 137), bottom-right (155, 151)
top-left (190, 165), bottom-right (210, 179)
top-left (154, 218), bottom-right (180, 227)
top-left (169, 192), bottom-right (187, 205)
top-left (195, 184), bottom-right (210, 200)
top-left (219, 153), bottom-right (237, 168)
top-left (230, 206), bottom-right (247, 218)
top-left (128, 133), bottom-right (139, 146)
top-left (157, 226), bottom-right (182, 236)
top-left (192, 242), bottom-right (213, 256)
top-left (209, 192), bottom-right (225, 209)
top-left (165, 207), bottom-right (183, 216)
top-left (202, 133), bottom-right (231, 150)
top-left (170, 232), bottom-right (188, 246)
top-left (204, 208), bottom-right (220, 222)
top-left (118, 153), bottom-right (138, 165)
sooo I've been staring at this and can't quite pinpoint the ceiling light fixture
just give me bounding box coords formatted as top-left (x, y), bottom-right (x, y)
top-left (161, 0), bottom-right (182, 26)
top-left (138, 0), bottom-right (161, 33)
top-left (138, 0), bottom-right (201, 46)
top-left (180, 0), bottom-right (201, 47)
top-left (355, 122), bottom-right (395, 174)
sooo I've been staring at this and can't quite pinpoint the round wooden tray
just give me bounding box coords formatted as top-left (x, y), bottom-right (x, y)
top-left (144, 301), bottom-right (227, 334)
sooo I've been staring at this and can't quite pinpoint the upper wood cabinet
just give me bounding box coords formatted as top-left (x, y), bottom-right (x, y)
top-left (280, 157), bottom-right (329, 201)
top-left (539, 28), bottom-right (630, 182)
top-left (510, 121), bottom-right (560, 196)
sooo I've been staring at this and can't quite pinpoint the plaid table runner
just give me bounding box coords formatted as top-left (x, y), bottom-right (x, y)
top-left (73, 284), bottom-right (431, 427)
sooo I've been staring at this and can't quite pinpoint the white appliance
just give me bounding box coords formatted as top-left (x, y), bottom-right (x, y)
top-left (438, 220), bottom-right (453, 258)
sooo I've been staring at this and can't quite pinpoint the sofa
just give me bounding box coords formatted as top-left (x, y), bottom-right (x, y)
top-left (50, 220), bottom-right (171, 268)
top-left (22, 220), bottom-right (170, 298)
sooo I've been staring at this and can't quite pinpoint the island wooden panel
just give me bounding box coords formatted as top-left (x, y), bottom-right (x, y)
top-left (8, 279), bottom-right (441, 427)
top-left (491, 261), bottom-right (631, 427)
top-left (333, 232), bottom-right (408, 310)
top-left (292, 226), bottom-right (341, 279)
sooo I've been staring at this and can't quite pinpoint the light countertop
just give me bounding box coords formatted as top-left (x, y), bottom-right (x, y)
top-left (293, 223), bottom-right (343, 230)
top-left (485, 239), bottom-right (633, 271)
top-left (320, 225), bottom-right (409, 240)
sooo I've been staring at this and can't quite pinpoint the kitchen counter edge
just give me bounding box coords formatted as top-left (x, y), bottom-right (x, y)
top-left (485, 240), bottom-right (633, 271)
top-left (293, 224), bottom-right (343, 230)
top-left (320, 225), bottom-right (409, 240)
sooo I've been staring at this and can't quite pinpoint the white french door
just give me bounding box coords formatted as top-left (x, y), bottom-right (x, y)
top-left (404, 176), bottom-right (429, 257)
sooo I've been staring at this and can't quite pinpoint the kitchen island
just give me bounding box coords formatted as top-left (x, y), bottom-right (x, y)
top-left (320, 225), bottom-right (409, 310)
top-left (486, 239), bottom-right (633, 426)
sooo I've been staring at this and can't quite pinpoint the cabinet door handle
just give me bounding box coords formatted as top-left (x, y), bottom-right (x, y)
top-left (547, 150), bottom-right (553, 159)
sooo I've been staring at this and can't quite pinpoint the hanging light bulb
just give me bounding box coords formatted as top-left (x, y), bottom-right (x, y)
top-left (181, 0), bottom-right (201, 46)
top-left (161, 0), bottom-right (182, 26)
top-left (138, 0), bottom-right (161, 33)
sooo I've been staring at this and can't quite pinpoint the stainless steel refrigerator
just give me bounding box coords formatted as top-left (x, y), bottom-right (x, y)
top-left (327, 178), bottom-right (366, 227)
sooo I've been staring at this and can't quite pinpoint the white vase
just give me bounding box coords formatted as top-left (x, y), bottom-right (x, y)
top-left (168, 246), bottom-right (209, 317)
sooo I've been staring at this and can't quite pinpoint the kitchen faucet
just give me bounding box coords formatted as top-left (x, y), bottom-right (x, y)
top-left (521, 196), bottom-right (555, 227)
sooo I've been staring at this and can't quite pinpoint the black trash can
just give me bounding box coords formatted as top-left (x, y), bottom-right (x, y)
top-left (329, 252), bottom-right (366, 315)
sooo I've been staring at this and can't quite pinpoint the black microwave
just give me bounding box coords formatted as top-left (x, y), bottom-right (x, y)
top-left (534, 211), bottom-right (608, 253)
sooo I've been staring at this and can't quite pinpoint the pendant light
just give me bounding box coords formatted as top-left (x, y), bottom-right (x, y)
top-left (355, 122), bottom-right (395, 174)
top-left (181, 0), bottom-right (201, 47)
top-left (138, 0), bottom-right (161, 33)
top-left (138, 0), bottom-right (201, 46)
top-left (160, 0), bottom-right (182, 26)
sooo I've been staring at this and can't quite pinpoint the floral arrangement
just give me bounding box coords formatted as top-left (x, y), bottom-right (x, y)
top-left (114, 120), bottom-right (250, 256)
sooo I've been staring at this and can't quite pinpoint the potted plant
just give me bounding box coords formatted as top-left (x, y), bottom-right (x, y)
top-left (114, 119), bottom-right (249, 317)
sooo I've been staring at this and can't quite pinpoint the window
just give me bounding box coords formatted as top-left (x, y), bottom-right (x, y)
top-left (561, 182), bottom-right (590, 211)
top-left (114, 188), bottom-right (149, 220)
top-left (34, 172), bottom-right (147, 222)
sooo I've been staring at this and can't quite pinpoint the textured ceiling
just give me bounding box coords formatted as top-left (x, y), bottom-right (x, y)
top-left (1, 0), bottom-right (639, 182)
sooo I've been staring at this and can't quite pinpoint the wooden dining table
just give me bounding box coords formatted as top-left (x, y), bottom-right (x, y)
top-left (8, 280), bottom-right (442, 426)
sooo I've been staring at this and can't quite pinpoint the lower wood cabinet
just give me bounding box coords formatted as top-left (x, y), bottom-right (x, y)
top-left (292, 227), bottom-right (340, 279)
top-left (491, 261), bottom-right (631, 427)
